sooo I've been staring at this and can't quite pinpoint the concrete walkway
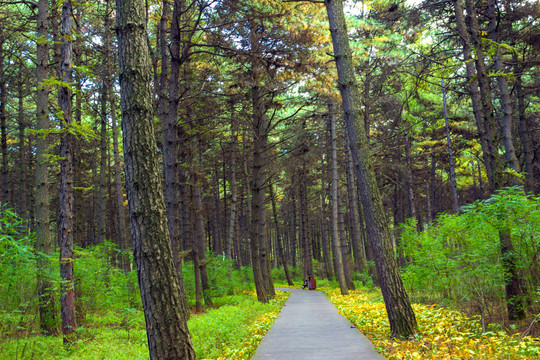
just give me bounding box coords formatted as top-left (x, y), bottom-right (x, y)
top-left (252, 288), bottom-right (385, 360)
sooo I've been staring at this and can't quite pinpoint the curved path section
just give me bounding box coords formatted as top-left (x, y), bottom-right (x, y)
top-left (252, 288), bottom-right (385, 360)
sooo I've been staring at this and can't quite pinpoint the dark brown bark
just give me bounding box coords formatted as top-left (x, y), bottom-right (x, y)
top-left (487, 0), bottom-right (520, 175)
top-left (59, 0), bottom-right (77, 344)
top-left (270, 183), bottom-right (293, 286)
top-left (36, 0), bottom-right (55, 334)
top-left (325, 0), bottom-right (417, 338)
top-left (226, 111), bottom-right (238, 259)
top-left (17, 60), bottom-right (27, 220)
top-left (193, 137), bottom-right (212, 307)
top-left (0, 40), bottom-right (7, 206)
top-left (442, 78), bottom-right (459, 213)
top-left (345, 133), bottom-right (368, 272)
top-left (116, 0), bottom-right (196, 354)
top-left (329, 102), bottom-right (347, 295)
top-left (452, 0), bottom-right (493, 189)
top-left (338, 201), bottom-right (354, 290)
top-left (464, 0), bottom-right (503, 191)
top-left (250, 72), bottom-right (269, 303)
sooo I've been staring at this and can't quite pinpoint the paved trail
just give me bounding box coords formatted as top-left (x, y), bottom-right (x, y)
top-left (252, 288), bottom-right (385, 360)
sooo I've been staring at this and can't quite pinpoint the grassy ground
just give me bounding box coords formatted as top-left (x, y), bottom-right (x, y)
top-left (323, 287), bottom-right (540, 360)
top-left (0, 291), bottom-right (289, 360)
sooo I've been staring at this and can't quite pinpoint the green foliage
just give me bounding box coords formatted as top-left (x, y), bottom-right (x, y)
top-left (400, 187), bottom-right (540, 314)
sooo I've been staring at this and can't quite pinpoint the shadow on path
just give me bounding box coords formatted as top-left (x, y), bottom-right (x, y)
top-left (252, 288), bottom-right (386, 360)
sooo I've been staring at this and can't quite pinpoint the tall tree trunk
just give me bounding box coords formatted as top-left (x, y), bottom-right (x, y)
top-left (59, 0), bottom-right (77, 344)
top-left (487, 0), bottom-right (520, 175)
top-left (97, 1), bottom-right (111, 244)
top-left (226, 111), bottom-right (237, 259)
top-left (36, 0), bottom-right (55, 334)
top-left (116, 0), bottom-right (196, 355)
top-left (0, 41), bottom-right (8, 206)
top-left (250, 78), bottom-right (269, 303)
top-left (464, 0), bottom-right (503, 191)
top-left (514, 58), bottom-right (533, 192)
top-left (17, 61), bottom-right (27, 220)
top-left (338, 200), bottom-right (354, 290)
top-left (325, 0), bottom-right (417, 338)
top-left (162, 0), bottom-right (190, 316)
top-left (193, 137), bottom-right (212, 307)
top-left (270, 183), bottom-right (293, 285)
top-left (299, 163), bottom-right (312, 279)
top-left (329, 102), bottom-right (347, 295)
top-left (452, 0), bottom-right (493, 189)
top-left (345, 133), bottom-right (368, 272)
top-left (442, 78), bottom-right (459, 213)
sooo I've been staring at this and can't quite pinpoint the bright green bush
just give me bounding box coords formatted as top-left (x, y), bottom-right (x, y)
top-left (400, 187), bottom-right (540, 315)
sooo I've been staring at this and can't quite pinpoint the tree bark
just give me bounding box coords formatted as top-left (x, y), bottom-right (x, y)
top-left (329, 102), bottom-right (347, 295)
top-left (115, 0), bottom-right (196, 355)
top-left (270, 183), bottom-right (293, 285)
top-left (36, 0), bottom-right (56, 334)
top-left (58, 0), bottom-right (77, 344)
top-left (226, 110), bottom-right (238, 259)
top-left (464, 0), bottom-right (503, 191)
top-left (442, 78), bottom-right (459, 213)
top-left (325, 0), bottom-right (417, 338)
top-left (0, 40), bottom-right (8, 206)
top-left (487, 0), bottom-right (520, 175)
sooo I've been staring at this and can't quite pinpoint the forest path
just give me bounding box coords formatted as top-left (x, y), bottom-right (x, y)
top-left (252, 288), bottom-right (385, 360)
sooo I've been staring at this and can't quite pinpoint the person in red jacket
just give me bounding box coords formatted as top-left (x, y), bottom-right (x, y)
top-left (308, 274), bottom-right (316, 290)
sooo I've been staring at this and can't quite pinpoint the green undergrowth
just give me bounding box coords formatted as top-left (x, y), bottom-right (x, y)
top-left (0, 291), bottom-right (289, 359)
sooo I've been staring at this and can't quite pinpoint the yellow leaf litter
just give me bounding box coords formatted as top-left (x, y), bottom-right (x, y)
top-left (325, 289), bottom-right (540, 360)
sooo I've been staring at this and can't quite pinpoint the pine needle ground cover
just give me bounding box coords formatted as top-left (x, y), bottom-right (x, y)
top-left (0, 290), bottom-right (288, 359)
top-left (325, 288), bottom-right (540, 359)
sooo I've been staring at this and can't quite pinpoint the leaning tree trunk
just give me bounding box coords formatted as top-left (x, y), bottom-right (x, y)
top-left (325, 0), bottom-right (417, 338)
top-left (115, 0), bottom-right (196, 356)
top-left (58, 0), bottom-right (77, 344)
top-left (36, 0), bottom-right (55, 334)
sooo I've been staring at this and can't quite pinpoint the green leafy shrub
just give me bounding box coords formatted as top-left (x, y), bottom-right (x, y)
top-left (400, 187), bottom-right (540, 317)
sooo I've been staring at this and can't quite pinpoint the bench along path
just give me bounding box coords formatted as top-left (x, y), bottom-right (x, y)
top-left (252, 288), bottom-right (385, 360)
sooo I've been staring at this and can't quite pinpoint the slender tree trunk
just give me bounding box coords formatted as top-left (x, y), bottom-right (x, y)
top-left (325, 0), bottom-right (417, 338)
top-left (270, 183), bottom-right (293, 285)
top-left (36, 0), bottom-right (55, 334)
top-left (250, 77), bottom-right (269, 303)
top-left (162, 0), bottom-right (190, 316)
top-left (97, 1), bottom-right (111, 244)
top-left (17, 62), bottom-right (27, 220)
top-left (193, 138), bottom-right (212, 307)
top-left (487, 0), bottom-right (520, 175)
top-left (345, 134), bottom-right (368, 272)
top-left (464, 0), bottom-right (503, 191)
top-left (329, 102), bottom-right (347, 295)
top-left (452, 0), bottom-right (493, 189)
top-left (0, 41), bottom-right (8, 206)
top-left (116, 0), bottom-right (196, 355)
top-left (338, 201), bottom-right (354, 290)
top-left (226, 112), bottom-right (237, 259)
top-left (514, 58), bottom-right (533, 192)
top-left (59, 0), bottom-right (77, 344)
top-left (442, 79), bottom-right (459, 213)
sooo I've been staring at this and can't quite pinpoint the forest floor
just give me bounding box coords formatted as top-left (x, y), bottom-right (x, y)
top-left (322, 287), bottom-right (540, 359)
